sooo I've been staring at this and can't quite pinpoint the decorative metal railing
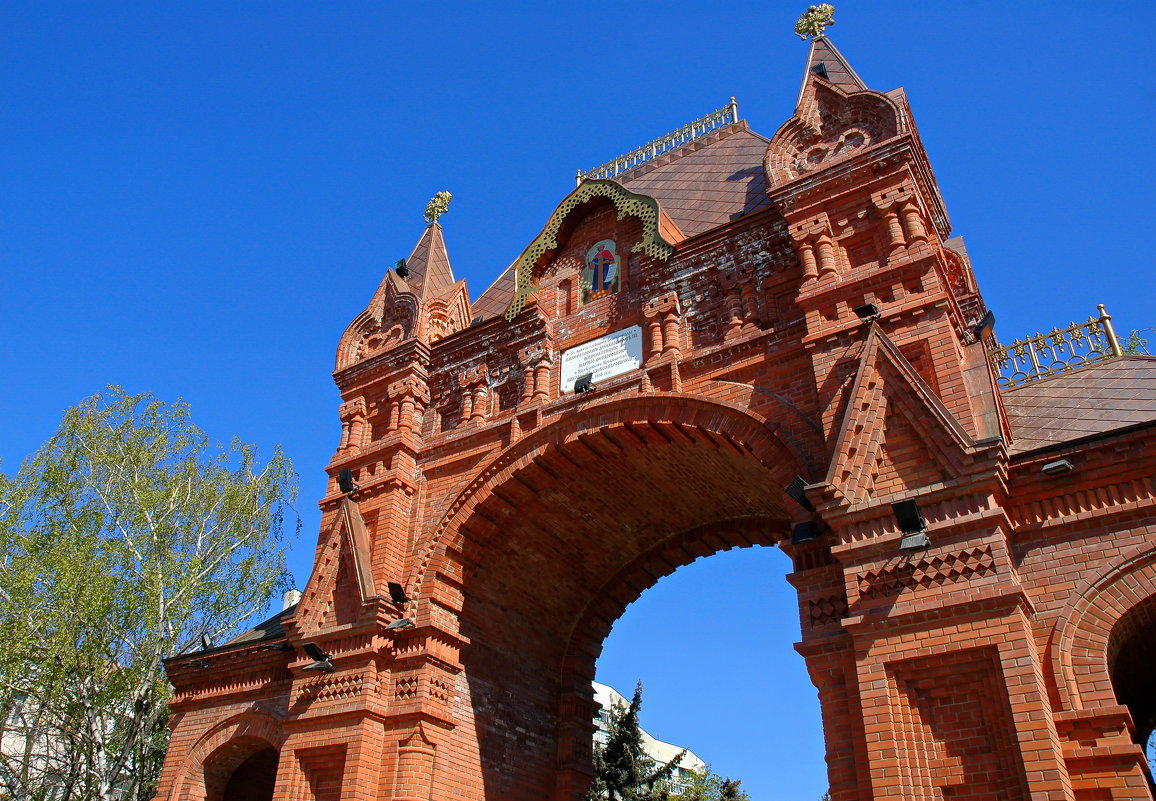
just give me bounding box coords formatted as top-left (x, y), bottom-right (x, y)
top-left (576, 98), bottom-right (741, 185)
top-left (990, 304), bottom-right (1123, 388)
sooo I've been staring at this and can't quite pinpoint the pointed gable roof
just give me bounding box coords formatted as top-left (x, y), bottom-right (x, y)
top-left (824, 326), bottom-right (977, 506)
top-left (403, 222), bottom-right (456, 300)
top-left (796, 36), bottom-right (868, 109)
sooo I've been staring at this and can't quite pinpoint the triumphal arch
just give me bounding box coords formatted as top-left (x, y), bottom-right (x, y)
top-left (155, 19), bottom-right (1156, 801)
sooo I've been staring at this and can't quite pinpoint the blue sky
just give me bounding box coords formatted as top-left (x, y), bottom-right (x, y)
top-left (3, 2), bottom-right (1154, 798)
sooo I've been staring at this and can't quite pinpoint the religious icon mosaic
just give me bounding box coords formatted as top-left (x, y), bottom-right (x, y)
top-left (582, 239), bottom-right (620, 305)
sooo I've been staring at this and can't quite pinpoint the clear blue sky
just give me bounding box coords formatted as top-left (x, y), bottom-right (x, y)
top-left (2, 3), bottom-right (1153, 799)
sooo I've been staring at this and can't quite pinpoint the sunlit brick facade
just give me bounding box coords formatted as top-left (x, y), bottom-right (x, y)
top-left (154, 32), bottom-right (1156, 801)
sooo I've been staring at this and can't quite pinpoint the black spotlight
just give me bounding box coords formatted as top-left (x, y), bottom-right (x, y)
top-left (1041, 458), bottom-right (1074, 476)
top-left (337, 469), bottom-right (358, 495)
top-left (301, 642), bottom-right (334, 673)
top-left (973, 310), bottom-right (996, 341)
top-left (791, 521), bottom-right (820, 545)
top-left (385, 618), bottom-right (416, 632)
top-left (200, 633), bottom-right (213, 651)
top-left (573, 373), bottom-right (595, 394)
top-left (853, 303), bottom-right (880, 321)
top-left (891, 499), bottom-right (930, 550)
top-left (387, 581), bottom-right (410, 606)
top-left (785, 475), bottom-right (814, 512)
top-left (395, 258), bottom-right (409, 278)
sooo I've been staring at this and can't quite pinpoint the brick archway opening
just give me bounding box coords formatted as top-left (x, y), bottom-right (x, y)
top-left (591, 543), bottom-right (824, 800)
top-left (200, 737), bottom-right (279, 801)
top-left (443, 407), bottom-right (805, 801)
top-left (1108, 594), bottom-right (1156, 784)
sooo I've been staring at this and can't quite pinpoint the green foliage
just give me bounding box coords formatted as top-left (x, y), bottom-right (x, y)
top-left (1123, 329), bottom-right (1151, 356)
top-left (587, 683), bottom-right (684, 801)
top-left (0, 388), bottom-right (297, 801)
top-left (664, 764), bottom-right (751, 801)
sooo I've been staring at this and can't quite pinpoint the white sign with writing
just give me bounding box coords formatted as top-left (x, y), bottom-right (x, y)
top-left (560, 325), bottom-right (643, 393)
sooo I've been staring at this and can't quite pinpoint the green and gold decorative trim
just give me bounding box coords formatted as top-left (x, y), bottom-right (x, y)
top-left (504, 180), bottom-right (676, 321)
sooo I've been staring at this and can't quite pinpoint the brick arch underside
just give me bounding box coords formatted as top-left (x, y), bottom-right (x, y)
top-left (423, 396), bottom-right (807, 801)
top-left (171, 712), bottom-right (286, 801)
top-left (1052, 544), bottom-right (1156, 713)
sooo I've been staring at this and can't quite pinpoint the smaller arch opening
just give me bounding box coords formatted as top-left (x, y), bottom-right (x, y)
top-left (201, 737), bottom-right (279, 801)
top-left (1108, 595), bottom-right (1156, 783)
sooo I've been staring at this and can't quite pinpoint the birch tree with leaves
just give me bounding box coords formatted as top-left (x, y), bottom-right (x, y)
top-left (0, 387), bottom-right (297, 801)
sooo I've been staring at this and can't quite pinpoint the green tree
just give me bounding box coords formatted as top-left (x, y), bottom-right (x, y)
top-left (664, 764), bottom-right (751, 801)
top-left (0, 388), bottom-right (297, 801)
top-left (1123, 329), bottom-right (1151, 355)
top-left (587, 682), bottom-right (684, 801)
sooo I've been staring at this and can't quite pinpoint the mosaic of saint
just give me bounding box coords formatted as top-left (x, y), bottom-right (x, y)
top-left (581, 239), bottom-right (620, 304)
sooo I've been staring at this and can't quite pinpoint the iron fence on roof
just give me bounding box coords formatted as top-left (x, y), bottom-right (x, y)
top-left (576, 98), bottom-right (740, 185)
top-left (990, 304), bottom-right (1124, 389)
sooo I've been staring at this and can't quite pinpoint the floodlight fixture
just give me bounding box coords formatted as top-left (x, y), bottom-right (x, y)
top-left (853, 303), bottom-right (880, 322)
top-left (973, 310), bottom-right (996, 341)
top-left (200, 633), bottom-right (213, 651)
top-left (387, 581), bottom-right (410, 606)
top-left (574, 373), bottom-right (595, 394)
top-left (189, 660), bottom-right (210, 669)
top-left (337, 469), bottom-right (359, 495)
top-left (395, 258), bottom-right (409, 278)
top-left (791, 521), bottom-right (819, 545)
top-left (1041, 458), bottom-right (1075, 476)
top-left (385, 618), bottom-right (416, 632)
top-left (785, 475), bottom-right (814, 512)
top-left (301, 641), bottom-right (334, 673)
top-left (891, 499), bottom-right (931, 551)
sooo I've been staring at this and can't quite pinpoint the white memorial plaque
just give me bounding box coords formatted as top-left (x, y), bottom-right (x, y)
top-left (560, 325), bottom-right (643, 393)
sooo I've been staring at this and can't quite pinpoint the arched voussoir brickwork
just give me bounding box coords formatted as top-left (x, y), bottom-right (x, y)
top-left (412, 393), bottom-right (810, 596)
top-left (561, 515), bottom-right (790, 683)
top-left (171, 711), bottom-right (287, 801)
top-left (1051, 543), bottom-right (1156, 712)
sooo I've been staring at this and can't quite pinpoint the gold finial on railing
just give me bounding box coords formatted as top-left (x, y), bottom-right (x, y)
top-left (795, 4), bottom-right (836, 41)
top-left (424, 191), bottom-right (452, 225)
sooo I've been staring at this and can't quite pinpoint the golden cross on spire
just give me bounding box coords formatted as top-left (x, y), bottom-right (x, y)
top-left (794, 4), bottom-right (835, 41)
top-left (424, 191), bottom-right (452, 224)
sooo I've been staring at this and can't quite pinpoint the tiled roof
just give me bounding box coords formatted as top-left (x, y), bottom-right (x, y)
top-left (797, 37), bottom-right (868, 107)
top-left (224, 605), bottom-right (293, 646)
top-left (618, 121), bottom-right (772, 238)
top-left (470, 122), bottom-right (774, 320)
top-left (404, 222), bottom-right (455, 299)
top-left (1002, 356), bottom-right (1156, 454)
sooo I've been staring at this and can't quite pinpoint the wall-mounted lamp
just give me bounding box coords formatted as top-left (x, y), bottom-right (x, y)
top-left (785, 476), bottom-right (814, 512)
top-left (972, 310), bottom-right (996, 341)
top-left (385, 618), bottom-right (415, 632)
top-left (301, 642), bottom-right (334, 673)
top-left (853, 303), bottom-right (880, 322)
top-left (574, 373), bottom-right (595, 394)
top-left (337, 469), bottom-right (359, 495)
top-left (395, 258), bottom-right (409, 278)
top-left (891, 499), bottom-right (930, 550)
top-left (791, 521), bottom-right (820, 545)
top-left (1041, 459), bottom-right (1074, 476)
top-left (387, 582), bottom-right (410, 606)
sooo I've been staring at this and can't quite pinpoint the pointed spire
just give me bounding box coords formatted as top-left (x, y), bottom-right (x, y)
top-left (795, 36), bottom-right (869, 111)
top-left (400, 221), bottom-right (456, 300)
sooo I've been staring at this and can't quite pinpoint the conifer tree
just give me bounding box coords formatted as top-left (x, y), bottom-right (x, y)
top-left (586, 682), bottom-right (684, 801)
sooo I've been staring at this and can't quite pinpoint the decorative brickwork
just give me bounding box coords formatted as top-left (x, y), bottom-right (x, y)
top-left (154, 31), bottom-right (1156, 801)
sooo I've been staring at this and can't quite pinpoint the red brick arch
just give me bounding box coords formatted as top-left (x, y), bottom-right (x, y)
top-left (414, 392), bottom-right (809, 596)
top-left (1051, 542), bottom-right (1156, 711)
top-left (414, 393), bottom-right (806, 801)
top-left (171, 711), bottom-right (286, 801)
